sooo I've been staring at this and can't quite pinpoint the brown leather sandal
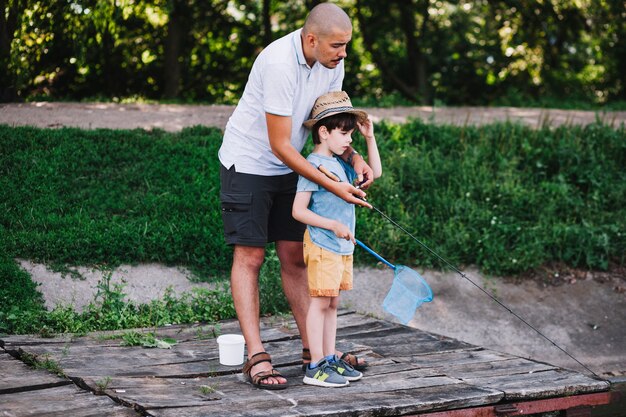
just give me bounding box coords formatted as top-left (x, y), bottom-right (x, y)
top-left (301, 348), bottom-right (311, 372)
top-left (302, 348), bottom-right (368, 372)
top-left (340, 352), bottom-right (368, 371)
top-left (242, 352), bottom-right (288, 390)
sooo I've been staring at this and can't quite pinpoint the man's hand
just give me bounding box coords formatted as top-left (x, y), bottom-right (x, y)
top-left (330, 181), bottom-right (372, 209)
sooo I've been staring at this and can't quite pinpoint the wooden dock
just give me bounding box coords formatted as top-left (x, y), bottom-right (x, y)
top-left (0, 311), bottom-right (612, 416)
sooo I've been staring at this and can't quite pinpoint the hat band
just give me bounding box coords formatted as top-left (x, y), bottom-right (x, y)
top-left (313, 106), bottom-right (355, 120)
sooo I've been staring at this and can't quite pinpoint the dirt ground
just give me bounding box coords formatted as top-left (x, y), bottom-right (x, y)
top-left (2, 101), bottom-right (625, 131)
top-left (4, 102), bottom-right (625, 381)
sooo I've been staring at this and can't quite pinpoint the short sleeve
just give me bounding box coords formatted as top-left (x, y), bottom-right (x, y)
top-left (262, 64), bottom-right (296, 116)
top-left (297, 176), bottom-right (320, 193)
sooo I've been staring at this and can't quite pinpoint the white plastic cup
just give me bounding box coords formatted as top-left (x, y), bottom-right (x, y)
top-left (216, 334), bottom-right (245, 366)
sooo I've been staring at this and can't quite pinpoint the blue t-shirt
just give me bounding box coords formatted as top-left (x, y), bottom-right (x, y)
top-left (296, 153), bottom-right (357, 255)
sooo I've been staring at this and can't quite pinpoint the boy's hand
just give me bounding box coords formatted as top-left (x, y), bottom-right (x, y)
top-left (331, 221), bottom-right (355, 243)
top-left (352, 156), bottom-right (374, 190)
top-left (357, 116), bottom-right (374, 141)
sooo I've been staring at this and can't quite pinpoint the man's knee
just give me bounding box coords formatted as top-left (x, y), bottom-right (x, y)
top-left (276, 241), bottom-right (305, 266)
top-left (233, 246), bottom-right (266, 272)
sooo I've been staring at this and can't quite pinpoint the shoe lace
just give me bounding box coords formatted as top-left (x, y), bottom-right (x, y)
top-left (319, 360), bottom-right (340, 376)
top-left (335, 358), bottom-right (355, 372)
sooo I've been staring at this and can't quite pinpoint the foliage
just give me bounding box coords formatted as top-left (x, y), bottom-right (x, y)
top-left (1, 1), bottom-right (624, 106)
top-left (1, 122), bottom-right (623, 335)
top-left (120, 331), bottom-right (178, 349)
top-left (0, 125), bottom-right (229, 277)
top-left (355, 119), bottom-right (625, 274)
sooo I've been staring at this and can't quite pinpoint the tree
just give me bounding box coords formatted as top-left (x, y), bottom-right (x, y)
top-left (163, 0), bottom-right (187, 99)
top-left (355, 0), bottom-right (431, 104)
top-left (1, 0), bottom-right (25, 100)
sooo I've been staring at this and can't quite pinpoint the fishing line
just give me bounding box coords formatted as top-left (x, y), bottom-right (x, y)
top-left (364, 201), bottom-right (600, 378)
top-left (319, 166), bottom-right (598, 377)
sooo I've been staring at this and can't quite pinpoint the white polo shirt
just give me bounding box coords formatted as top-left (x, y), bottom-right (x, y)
top-left (218, 28), bottom-right (344, 176)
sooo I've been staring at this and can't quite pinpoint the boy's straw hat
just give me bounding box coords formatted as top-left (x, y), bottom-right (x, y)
top-left (303, 91), bottom-right (368, 129)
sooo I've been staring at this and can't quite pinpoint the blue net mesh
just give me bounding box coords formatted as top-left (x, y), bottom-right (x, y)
top-left (382, 265), bottom-right (433, 325)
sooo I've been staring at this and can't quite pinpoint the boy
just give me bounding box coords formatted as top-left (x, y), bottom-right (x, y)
top-left (292, 91), bottom-right (382, 387)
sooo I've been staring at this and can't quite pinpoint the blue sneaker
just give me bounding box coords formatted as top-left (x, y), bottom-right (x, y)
top-left (303, 359), bottom-right (349, 388)
top-left (330, 356), bottom-right (363, 381)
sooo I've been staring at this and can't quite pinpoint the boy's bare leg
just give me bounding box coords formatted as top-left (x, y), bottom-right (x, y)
top-left (231, 245), bottom-right (286, 385)
top-left (276, 240), bottom-right (310, 349)
top-left (324, 296), bottom-right (339, 357)
top-left (307, 297), bottom-right (331, 364)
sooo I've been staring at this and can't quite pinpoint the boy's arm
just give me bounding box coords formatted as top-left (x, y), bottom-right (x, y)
top-left (358, 116), bottom-right (382, 179)
top-left (292, 191), bottom-right (355, 243)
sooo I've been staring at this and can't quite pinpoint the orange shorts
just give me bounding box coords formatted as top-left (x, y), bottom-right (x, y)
top-left (303, 229), bottom-right (353, 297)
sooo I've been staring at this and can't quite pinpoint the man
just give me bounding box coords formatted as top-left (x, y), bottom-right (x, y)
top-left (218, 3), bottom-right (373, 389)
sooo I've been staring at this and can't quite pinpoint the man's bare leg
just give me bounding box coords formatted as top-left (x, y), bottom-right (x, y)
top-left (231, 245), bottom-right (286, 385)
top-left (275, 240), bottom-right (310, 350)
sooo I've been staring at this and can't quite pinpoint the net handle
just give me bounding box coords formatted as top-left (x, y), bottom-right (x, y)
top-left (355, 239), bottom-right (396, 270)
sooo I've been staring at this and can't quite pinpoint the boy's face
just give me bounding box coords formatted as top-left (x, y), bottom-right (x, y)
top-left (323, 126), bottom-right (354, 156)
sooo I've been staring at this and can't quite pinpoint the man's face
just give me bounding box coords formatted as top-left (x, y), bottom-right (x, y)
top-left (313, 28), bottom-right (352, 69)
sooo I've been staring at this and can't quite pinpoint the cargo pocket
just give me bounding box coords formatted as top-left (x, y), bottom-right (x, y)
top-left (220, 192), bottom-right (253, 237)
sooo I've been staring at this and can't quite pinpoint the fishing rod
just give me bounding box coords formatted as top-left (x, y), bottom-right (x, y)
top-left (320, 165), bottom-right (599, 377)
top-left (364, 200), bottom-right (601, 379)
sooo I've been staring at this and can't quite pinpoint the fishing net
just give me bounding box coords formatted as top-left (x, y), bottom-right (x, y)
top-left (382, 265), bottom-right (433, 325)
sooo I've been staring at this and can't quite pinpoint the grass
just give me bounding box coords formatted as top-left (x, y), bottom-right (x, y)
top-left (359, 120), bottom-right (625, 274)
top-left (1, 122), bottom-right (624, 335)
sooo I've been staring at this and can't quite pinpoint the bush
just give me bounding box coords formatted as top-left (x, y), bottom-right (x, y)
top-left (0, 125), bottom-right (230, 278)
top-left (355, 120), bottom-right (625, 274)
top-left (1, 122), bottom-right (624, 334)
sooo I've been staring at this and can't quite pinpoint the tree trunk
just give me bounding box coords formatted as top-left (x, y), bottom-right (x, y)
top-left (1, 0), bottom-right (21, 100)
top-left (355, 2), bottom-right (420, 103)
top-left (261, 0), bottom-right (271, 46)
top-left (397, 0), bottom-right (430, 103)
top-left (163, 1), bottom-right (184, 99)
top-left (305, 0), bottom-right (323, 11)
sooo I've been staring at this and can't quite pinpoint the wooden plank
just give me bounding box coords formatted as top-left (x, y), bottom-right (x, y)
top-left (148, 383), bottom-right (503, 417)
top-left (351, 329), bottom-right (475, 357)
top-left (436, 357), bottom-right (557, 379)
top-left (75, 375), bottom-right (228, 409)
top-left (0, 353), bottom-right (71, 394)
top-left (462, 369), bottom-right (610, 400)
top-left (407, 391), bottom-right (613, 416)
top-left (73, 363), bottom-right (499, 416)
top-left (10, 332), bottom-right (391, 379)
top-left (401, 348), bottom-right (511, 367)
top-left (0, 311), bottom-right (612, 417)
top-left (0, 384), bottom-right (139, 416)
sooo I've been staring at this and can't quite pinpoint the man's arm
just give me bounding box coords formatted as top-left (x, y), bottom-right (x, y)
top-left (266, 113), bottom-right (371, 208)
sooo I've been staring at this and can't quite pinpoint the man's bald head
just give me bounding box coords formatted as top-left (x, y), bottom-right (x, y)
top-left (303, 3), bottom-right (352, 37)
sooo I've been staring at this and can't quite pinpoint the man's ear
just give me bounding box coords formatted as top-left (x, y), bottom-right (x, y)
top-left (304, 32), bottom-right (317, 48)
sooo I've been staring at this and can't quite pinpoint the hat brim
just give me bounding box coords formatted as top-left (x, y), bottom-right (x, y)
top-left (304, 109), bottom-right (369, 129)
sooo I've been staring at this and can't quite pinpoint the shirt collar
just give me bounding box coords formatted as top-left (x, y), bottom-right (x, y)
top-left (293, 28), bottom-right (310, 69)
